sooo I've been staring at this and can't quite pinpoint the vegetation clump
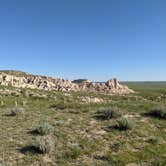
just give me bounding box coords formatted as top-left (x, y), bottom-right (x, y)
top-left (34, 136), bottom-right (54, 154)
top-left (147, 136), bottom-right (159, 144)
top-left (0, 161), bottom-right (12, 166)
top-left (115, 118), bottom-right (133, 130)
top-left (10, 107), bottom-right (25, 116)
top-left (64, 146), bottom-right (82, 159)
top-left (145, 107), bottom-right (166, 119)
top-left (34, 122), bottom-right (52, 135)
top-left (150, 159), bottom-right (166, 166)
top-left (96, 107), bottom-right (121, 120)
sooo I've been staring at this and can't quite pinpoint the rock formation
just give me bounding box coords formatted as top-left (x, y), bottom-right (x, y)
top-left (0, 71), bottom-right (134, 94)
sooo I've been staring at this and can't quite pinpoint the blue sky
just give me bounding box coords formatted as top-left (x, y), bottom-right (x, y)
top-left (0, 0), bottom-right (165, 81)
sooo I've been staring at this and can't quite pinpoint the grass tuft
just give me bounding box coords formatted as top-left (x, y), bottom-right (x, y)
top-left (10, 107), bottom-right (25, 116)
top-left (115, 118), bottom-right (133, 130)
top-left (34, 122), bottom-right (52, 135)
top-left (145, 107), bottom-right (166, 119)
top-left (95, 107), bottom-right (121, 120)
top-left (34, 136), bottom-right (54, 154)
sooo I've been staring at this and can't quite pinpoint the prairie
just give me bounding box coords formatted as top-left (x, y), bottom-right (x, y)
top-left (0, 82), bottom-right (166, 165)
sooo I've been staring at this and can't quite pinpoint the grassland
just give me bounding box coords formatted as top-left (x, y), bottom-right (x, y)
top-left (0, 82), bottom-right (166, 165)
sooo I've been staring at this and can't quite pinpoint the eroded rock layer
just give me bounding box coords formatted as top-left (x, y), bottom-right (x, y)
top-left (0, 71), bottom-right (134, 94)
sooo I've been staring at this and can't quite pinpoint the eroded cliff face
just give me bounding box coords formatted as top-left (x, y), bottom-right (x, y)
top-left (0, 71), bottom-right (134, 94)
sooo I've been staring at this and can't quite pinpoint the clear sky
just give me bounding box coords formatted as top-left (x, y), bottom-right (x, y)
top-left (0, 0), bottom-right (165, 81)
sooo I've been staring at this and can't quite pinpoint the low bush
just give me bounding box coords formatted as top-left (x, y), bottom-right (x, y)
top-left (95, 107), bottom-right (121, 120)
top-left (145, 107), bottom-right (166, 119)
top-left (64, 146), bottom-right (82, 159)
top-left (34, 136), bottom-right (54, 154)
top-left (34, 122), bottom-right (52, 135)
top-left (147, 136), bottom-right (159, 144)
top-left (115, 118), bottom-right (133, 130)
top-left (10, 107), bottom-right (25, 116)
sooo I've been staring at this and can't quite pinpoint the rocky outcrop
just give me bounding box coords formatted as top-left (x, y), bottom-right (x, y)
top-left (0, 71), bottom-right (134, 94)
top-left (75, 78), bottom-right (134, 94)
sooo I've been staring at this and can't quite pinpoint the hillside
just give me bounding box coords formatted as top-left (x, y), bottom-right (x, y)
top-left (0, 70), bottom-right (30, 77)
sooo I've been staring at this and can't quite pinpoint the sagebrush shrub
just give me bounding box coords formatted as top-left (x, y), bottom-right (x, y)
top-left (34, 136), bottom-right (54, 154)
top-left (35, 122), bottom-right (52, 135)
top-left (116, 118), bottom-right (133, 130)
top-left (147, 136), bottom-right (158, 144)
top-left (96, 107), bottom-right (121, 120)
top-left (10, 107), bottom-right (25, 116)
top-left (146, 107), bottom-right (166, 119)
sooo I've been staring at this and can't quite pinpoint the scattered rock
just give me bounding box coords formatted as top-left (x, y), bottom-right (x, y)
top-left (0, 89), bottom-right (21, 96)
top-left (79, 96), bottom-right (105, 103)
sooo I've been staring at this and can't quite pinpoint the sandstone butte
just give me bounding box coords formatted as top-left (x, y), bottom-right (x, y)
top-left (0, 70), bottom-right (134, 95)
